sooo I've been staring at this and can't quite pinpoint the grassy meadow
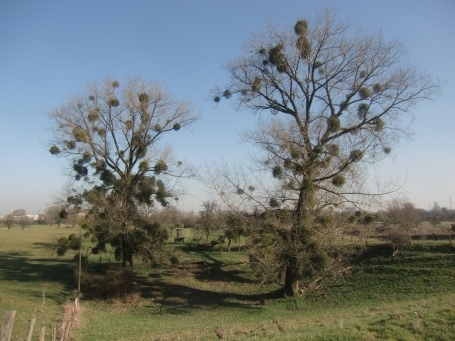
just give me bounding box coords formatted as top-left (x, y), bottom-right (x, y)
top-left (1, 224), bottom-right (455, 340)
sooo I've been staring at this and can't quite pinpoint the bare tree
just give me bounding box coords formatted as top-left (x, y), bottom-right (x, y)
top-left (384, 199), bottom-right (421, 245)
top-left (44, 205), bottom-right (67, 228)
top-left (47, 77), bottom-right (198, 268)
top-left (224, 211), bottom-right (247, 252)
top-left (198, 201), bottom-right (223, 245)
top-left (181, 210), bottom-right (198, 229)
top-left (3, 215), bottom-right (15, 229)
top-left (212, 8), bottom-right (441, 296)
top-left (387, 228), bottom-right (410, 259)
top-left (19, 216), bottom-right (32, 229)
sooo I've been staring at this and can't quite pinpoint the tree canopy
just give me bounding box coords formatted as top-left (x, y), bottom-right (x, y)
top-left (48, 77), bottom-right (198, 268)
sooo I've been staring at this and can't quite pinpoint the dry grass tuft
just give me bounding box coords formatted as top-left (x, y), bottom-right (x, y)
top-left (273, 317), bottom-right (284, 331)
top-left (214, 324), bottom-right (225, 339)
top-left (214, 324), bottom-right (233, 340)
top-left (62, 301), bottom-right (83, 327)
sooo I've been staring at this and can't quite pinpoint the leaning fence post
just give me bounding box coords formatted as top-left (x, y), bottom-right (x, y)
top-left (39, 326), bottom-right (46, 341)
top-left (25, 318), bottom-right (36, 341)
top-left (0, 310), bottom-right (16, 341)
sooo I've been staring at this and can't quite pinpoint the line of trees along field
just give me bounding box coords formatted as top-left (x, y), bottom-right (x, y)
top-left (42, 8), bottom-right (441, 297)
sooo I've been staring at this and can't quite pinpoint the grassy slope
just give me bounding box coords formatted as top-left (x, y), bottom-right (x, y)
top-left (1, 226), bottom-right (455, 340)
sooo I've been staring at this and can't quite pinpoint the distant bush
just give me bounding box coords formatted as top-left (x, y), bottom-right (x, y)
top-left (169, 255), bottom-right (179, 265)
top-left (387, 229), bottom-right (410, 257)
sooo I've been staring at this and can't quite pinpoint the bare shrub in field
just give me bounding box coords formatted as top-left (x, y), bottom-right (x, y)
top-left (387, 229), bottom-right (411, 258)
top-left (384, 199), bottom-right (421, 245)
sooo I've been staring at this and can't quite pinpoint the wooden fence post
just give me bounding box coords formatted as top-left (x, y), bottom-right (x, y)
top-left (0, 310), bottom-right (16, 341)
top-left (0, 307), bottom-right (76, 341)
top-left (51, 323), bottom-right (57, 341)
top-left (63, 320), bottom-right (72, 341)
top-left (59, 322), bottom-right (66, 341)
top-left (39, 326), bottom-right (46, 341)
top-left (25, 318), bottom-right (36, 341)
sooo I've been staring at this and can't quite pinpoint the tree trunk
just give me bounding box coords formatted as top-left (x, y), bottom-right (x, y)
top-left (283, 265), bottom-right (299, 297)
top-left (121, 237), bottom-right (133, 269)
top-left (284, 178), bottom-right (315, 298)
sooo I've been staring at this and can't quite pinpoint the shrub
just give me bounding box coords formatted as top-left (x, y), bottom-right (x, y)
top-left (78, 267), bottom-right (137, 301)
top-left (169, 255), bottom-right (180, 265)
top-left (387, 229), bottom-right (410, 257)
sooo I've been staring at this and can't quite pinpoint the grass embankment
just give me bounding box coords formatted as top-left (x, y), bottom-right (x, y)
top-left (1, 225), bottom-right (455, 340)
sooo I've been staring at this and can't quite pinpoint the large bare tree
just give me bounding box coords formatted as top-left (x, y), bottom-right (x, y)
top-left (48, 77), bottom-right (197, 268)
top-left (212, 9), bottom-right (441, 296)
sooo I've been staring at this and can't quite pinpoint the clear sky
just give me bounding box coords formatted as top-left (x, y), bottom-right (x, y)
top-left (0, 0), bottom-right (454, 215)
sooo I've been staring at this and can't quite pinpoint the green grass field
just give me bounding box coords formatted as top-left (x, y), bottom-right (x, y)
top-left (0, 226), bottom-right (76, 340)
top-left (1, 225), bottom-right (455, 340)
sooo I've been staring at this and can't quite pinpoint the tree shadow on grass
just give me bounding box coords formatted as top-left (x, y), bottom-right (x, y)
top-left (353, 243), bottom-right (455, 267)
top-left (173, 260), bottom-right (257, 284)
top-left (31, 242), bottom-right (57, 251)
top-left (0, 252), bottom-right (75, 301)
top-left (136, 260), bottom-right (281, 315)
top-left (138, 278), bottom-right (280, 315)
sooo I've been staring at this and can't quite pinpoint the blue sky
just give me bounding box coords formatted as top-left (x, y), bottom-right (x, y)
top-left (0, 0), bottom-right (454, 215)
